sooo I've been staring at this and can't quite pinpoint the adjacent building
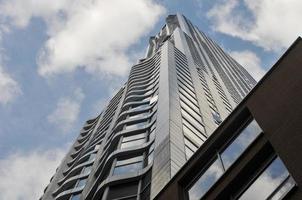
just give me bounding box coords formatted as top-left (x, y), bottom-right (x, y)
top-left (155, 37), bottom-right (302, 200)
top-left (42, 14), bottom-right (258, 200)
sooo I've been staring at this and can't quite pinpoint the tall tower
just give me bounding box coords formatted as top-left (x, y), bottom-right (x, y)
top-left (41, 14), bottom-right (257, 200)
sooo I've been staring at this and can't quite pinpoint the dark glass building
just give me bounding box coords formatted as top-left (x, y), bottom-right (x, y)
top-left (42, 14), bottom-right (259, 200)
top-left (155, 38), bottom-right (302, 200)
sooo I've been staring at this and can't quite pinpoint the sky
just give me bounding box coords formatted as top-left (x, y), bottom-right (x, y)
top-left (0, 0), bottom-right (301, 199)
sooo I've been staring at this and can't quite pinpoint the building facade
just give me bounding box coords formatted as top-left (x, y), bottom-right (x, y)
top-left (155, 37), bottom-right (302, 200)
top-left (41, 14), bottom-right (257, 200)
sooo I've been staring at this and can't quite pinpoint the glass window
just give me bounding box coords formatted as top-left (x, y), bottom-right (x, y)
top-left (88, 153), bottom-right (96, 161)
top-left (82, 166), bottom-right (92, 174)
top-left (239, 157), bottom-right (294, 200)
top-left (76, 178), bottom-right (87, 188)
top-left (188, 158), bottom-right (224, 200)
top-left (270, 176), bottom-right (295, 200)
top-left (70, 194), bottom-right (80, 200)
top-left (128, 112), bottom-right (149, 120)
top-left (121, 138), bottom-right (146, 149)
top-left (212, 112), bottom-right (222, 125)
top-left (221, 119), bottom-right (262, 169)
top-left (116, 156), bottom-right (143, 166)
top-left (132, 104), bottom-right (149, 111)
top-left (122, 133), bottom-right (146, 142)
top-left (149, 95), bottom-right (158, 105)
top-left (125, 121), bottom-right (148, 130)
top-left (113, 162), bottom-right (143, 176)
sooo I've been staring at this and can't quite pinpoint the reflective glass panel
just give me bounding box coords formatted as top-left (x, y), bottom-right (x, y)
top-left (221, 119), bottom-right (262, 169)
top-left (121, 138), bottom-right (146, 149)
top-left (82, 166), bottom-right (92, 174)
top-left (128, 112), bottom-right (149, 120)
top-left (76, 178), bottom-right (87, 188)
top-left (116, 156), bottom-right (143, 166)
top-left (132, 104), bottom-right (149, 111)
top-left (270, 177), bottom-right (295, 200)
top-left (122, 133), bottom-right (145, 142)
top-left (88, 153), bottom-right (96, 161)
top-left (188, 158), bottom-right (224, 200)
top-left (70, 194), bottom-right (80, 200)
top-left (113, 162), bottom-right (142, 176)
top-left (239, 157), bottom-right (292, 200)
top-left (125, 121), bottom-right (148, 130)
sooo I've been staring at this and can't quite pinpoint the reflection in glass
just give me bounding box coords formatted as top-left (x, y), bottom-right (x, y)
top-left (125, 121), bottom-right (148, 130)
top-left (82, 166), bottom-right (92, 174)
top-left (128, 112), bottom-right (148, 120)
top-left (221, 119), bottom-right (262, 169)
top-left (70, 194), bottom-right (80, 200)
top-left (121, 138), bottom-right (146, 149)
top-left (88, 153), bottom-right (96, 161)
top-left (270, 176), bottom-right (295, 200)
top-left (239, 157), bottom-right (294, 200)
top-left (113, 162), bottom-right (142, 176)
top-left (76, 178), bottom-right (87, 188)
top-left (113, 156), bottom-right (144, 176)
top-left (188, 158), bottom-right (224, 200)
top-left (132, 104), bottom-right (149, 111)
top-left (123, 133), bottom-right (145, 142)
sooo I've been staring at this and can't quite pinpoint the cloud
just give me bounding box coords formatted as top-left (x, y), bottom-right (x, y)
top-left (0, 148), bottom-right (65, 200)
top-left (230, 50), bottom-right (266, 81)
top-left (0, 65), bottom-right (21, 105)
top-left (0, 0), bottom-right (165, 77)
top-left (48, 88), bottom-right (84, 133)
top-left (207, 0), bottom-right (302, 51)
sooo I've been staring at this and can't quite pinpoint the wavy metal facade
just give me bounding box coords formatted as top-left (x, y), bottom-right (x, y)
top-left (41, 14), bottom-right (256, 200)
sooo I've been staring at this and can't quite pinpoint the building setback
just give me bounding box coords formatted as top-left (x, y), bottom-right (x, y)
top-left (155, 37), bottom-right (302, 200)
top-left (41, 14), bottom-right (257, 200)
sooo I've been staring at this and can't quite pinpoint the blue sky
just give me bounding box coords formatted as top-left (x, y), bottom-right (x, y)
top-left (0, 0), bottom-right (301, 199)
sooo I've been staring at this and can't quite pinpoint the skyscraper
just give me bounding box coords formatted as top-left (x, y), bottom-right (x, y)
top-left (42, 14), bottom-right (257, 200)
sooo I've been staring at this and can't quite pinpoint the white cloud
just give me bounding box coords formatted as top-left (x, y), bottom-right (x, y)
top-left (0, 148), bottom-right (65, 200)
top-left (207, 0), bottom-right (302, 51)
top-left (0, 66), bottom-right (21, 105)
top-left (48, 88), bottom-right (84, 133)
top-left (0, 0), bottom-right (165, 77)
top-left (230, 50), bottom-right (266, 81)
